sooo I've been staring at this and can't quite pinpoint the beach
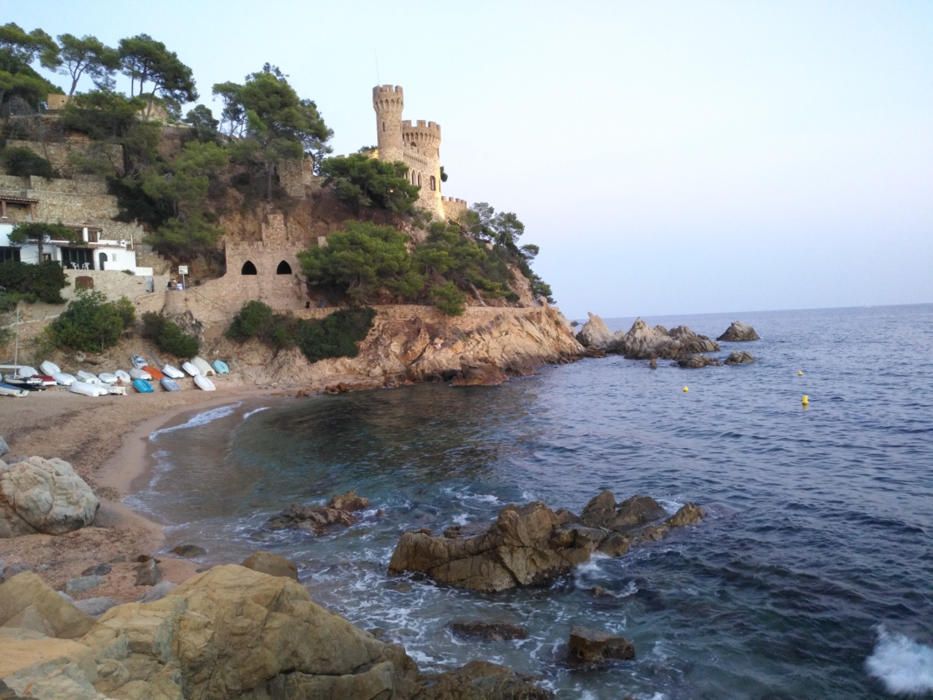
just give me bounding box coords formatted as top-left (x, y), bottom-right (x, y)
top-left (0, 383), bottom-right (286, 600)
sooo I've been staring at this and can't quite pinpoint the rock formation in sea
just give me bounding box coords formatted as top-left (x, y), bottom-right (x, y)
top-left (567, 625), bottom-right (636, 665)
top-left (0, 565), bottom-right (552, 699)
top-left (575, 312), bottom-right (615, 349)
top-left (265, 491), bottom-right (371, 533)
top-left (717, 321), bottom-right (760, 341)
top-left (609, 319), bottom-right (720, 360)
top-left (677, 354), bottom-right (721, 368)
top-left (0, 457), bottom-right (99, 538)
top-left (724, 351), bottom-right (755, 365)
top-left (388, 491), bottom-right (704, 592)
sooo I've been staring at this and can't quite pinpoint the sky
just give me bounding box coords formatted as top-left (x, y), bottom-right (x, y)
top-left (7, 0), bottom-right (933, 318)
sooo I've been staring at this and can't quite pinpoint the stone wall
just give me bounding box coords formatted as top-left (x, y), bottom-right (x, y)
top-left (6, 138), bottom-right (124, 178)
top-left (62, 269), bottom-right (169, 301)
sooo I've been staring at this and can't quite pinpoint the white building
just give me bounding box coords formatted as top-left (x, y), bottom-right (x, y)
top-left (0, 221), bottom-right (151, 275)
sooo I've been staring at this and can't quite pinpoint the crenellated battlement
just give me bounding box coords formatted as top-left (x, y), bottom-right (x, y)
top-left (372, 85), bottom-right (404, 112)
top-left (442, 196), bottom-right (467, 205)
top-left (401, 120), bottom-right (441, 144)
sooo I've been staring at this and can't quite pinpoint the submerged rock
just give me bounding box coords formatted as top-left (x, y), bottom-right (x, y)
top-left (171, 543), bottom-right (207, 558)
top-left (449, 619), bottom-right (530, 641)
top-left (451, 362), bottom-right (509, 387)
top-left (575, 312), bottom-right (615, 350)
top-left (567, 626), bottom-right (635, 665)
top-left (389, 491), bottom-right (704, 592)
top-left (725, 351), bottom-right (755, 365)
top-left (416, 660), bottom-right (553, 699)
top-left (242, 551), bottom-right (299, 580)
top-left (677, 354), bottom-right (721, 368)
top-left (266, 491), bottom-right (371, 533)
top-left (0, 456), bottom-right (99, 538)
top-left (717, 321), bottom-right (760, 341)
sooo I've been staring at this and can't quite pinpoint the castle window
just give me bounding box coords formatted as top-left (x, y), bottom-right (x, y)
top-left (417, 173), bottom-right (422, 187)
top-left (382, 121), bottom-right (386, 132)
top-left (241, 261), bottom-right (257, 275)
top-left (430, 175), bottom-right (437, 191)
top-left (276, 260), bottom-right (292, 275)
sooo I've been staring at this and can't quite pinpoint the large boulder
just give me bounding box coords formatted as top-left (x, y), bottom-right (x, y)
top-left (575, 313), bottom-right (615, 350)
top-left (677, 354), bottom-right (721, 369)
top-left (1, 565), bottom-right (420, 700)
top-left (725, 351), bottom-right (755, 365)
top-left (389, 492), bottom-right (703, 592)
top-left (608, 319), bottom-right (719, 360)
top-left (451, 362), bottom-right (508, 387)
top-left (0, 572), bottom-right (94, 639)
top-left (0, 457), bottom-right (98, 538)
top-left (717, 321), bottom-right (760, 342)
top-left (567, 626), bottom-right (635, 665)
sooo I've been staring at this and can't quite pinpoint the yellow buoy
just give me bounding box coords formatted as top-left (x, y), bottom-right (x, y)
top-left (682, 386), bottom-right (689, 393)
top-left (801, 394), bottom-right (809, 406)
top-left (797, 370), bottom-right (805, 376)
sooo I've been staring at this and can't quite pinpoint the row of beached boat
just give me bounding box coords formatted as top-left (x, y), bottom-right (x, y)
top-left (0, 355), bottom-right (230, 398)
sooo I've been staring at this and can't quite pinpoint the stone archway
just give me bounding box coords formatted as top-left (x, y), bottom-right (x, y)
top-left (276, 260), bottom-right (292, 275)
top-left (241, 261), bottom-right (257, 275)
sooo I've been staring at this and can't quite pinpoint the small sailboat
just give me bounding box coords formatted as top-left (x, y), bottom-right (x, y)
top-left (211, 359), bottom-right (230, 375)
top-left (160, 377), bottom-right (181, 392)
top-left (0, 381), bottom-right (29, 398)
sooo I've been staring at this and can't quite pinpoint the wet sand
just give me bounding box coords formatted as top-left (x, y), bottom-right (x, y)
top-left (0, 382), bottom-right (288, 599)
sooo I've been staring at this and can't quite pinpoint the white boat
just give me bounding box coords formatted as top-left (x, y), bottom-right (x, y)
top-left (114, 369), bottom-right (131, 384)
top-left (131, 355), bottom-right (148, 369)
top-left (0, 381), bottom-right (29, 398)
top-left (76, 370), bottom-right (101, 384)
top-left (98, 372), bottom-right (118, 384)
top-left (69, 381), bottom-right (108, 397)
top-left (191, 357), bottom-right (215, 376)
top-left (162, 364), bottom-right (185, 379)
top-left (53, 372), bottom-right (76, 386)
top-left (129, 368), bottom-right (152, 381)
top-left (193, 375), bottom-right (216, 391)
top-left (40, 360), bottom-right (62, 376)
top-left (105, 384), bottom-right (127, 396)
top-left (181, 361), bottom-right (200, 377)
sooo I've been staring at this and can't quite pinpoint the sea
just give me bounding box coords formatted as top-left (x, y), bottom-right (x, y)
top-left (126, 304), bottom-right (933, 699)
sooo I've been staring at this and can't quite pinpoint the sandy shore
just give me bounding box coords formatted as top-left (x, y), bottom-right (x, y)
top-left (0, 381), bottom-right (289, 600)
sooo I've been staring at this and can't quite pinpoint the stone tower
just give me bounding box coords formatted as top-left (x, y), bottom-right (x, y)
top-left (372, 84), bottom-right (450, 219)
top-left (372, 85), bottom-right (405, 164)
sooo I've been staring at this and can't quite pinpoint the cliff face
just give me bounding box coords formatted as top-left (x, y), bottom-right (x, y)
top-left (212, 304), bottom-right (584, 391)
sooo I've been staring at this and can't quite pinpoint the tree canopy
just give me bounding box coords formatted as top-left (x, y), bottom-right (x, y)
top-left (118, 33), bottom-right (197, 113)
top-left (0, 22), bottom-right (60, 111)
top-left (320, 153), bottom-right (419, 215)
top-left (213, 64), bottom-right (332, 199)
top-left (57, 33), bottom-right (119, 95)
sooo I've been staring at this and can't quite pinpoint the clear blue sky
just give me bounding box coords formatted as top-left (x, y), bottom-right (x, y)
top-left (10, 1), bottom-right (933, 318)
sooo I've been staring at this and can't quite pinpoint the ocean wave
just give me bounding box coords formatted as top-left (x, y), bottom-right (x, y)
top-left (242, 406), bottom-right (270, 421)
top-left (150, 402), bottom-right (243, 440)
top-left (865, 625), bottom-right (933, 695)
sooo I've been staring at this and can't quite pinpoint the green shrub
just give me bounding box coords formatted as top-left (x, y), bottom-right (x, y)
top-left (1, 147), bottom-right (55, 178)
top-left (429, 281), bottom-right (466, 316)
top-left (0, 260), bottom-right (67, 303)
top-left (141, 312), bottom-right (200, 358)
top-left (226, 302), bottom-right (374, 363)
top-left (226, 300), bottom-right (275, 342)
top-left (50, 290), bottom-right (133, 352)
top-left (295, 308), bottom-right (375, 362)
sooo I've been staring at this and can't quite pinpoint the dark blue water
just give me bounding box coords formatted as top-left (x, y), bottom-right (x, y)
top-left (128, 304), bottom-right (933, 699)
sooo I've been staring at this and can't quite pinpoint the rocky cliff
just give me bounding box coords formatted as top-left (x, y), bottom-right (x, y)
top-left (210, 304), bottom-right (584, 391)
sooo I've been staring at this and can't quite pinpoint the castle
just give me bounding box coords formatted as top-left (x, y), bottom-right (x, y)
top-left (371, 85), bottom-right (467, 222)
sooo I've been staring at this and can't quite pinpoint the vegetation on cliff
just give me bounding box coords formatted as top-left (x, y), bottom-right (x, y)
top-left (141, 312), bottom-right (200, 357)
top-left (0, 259), bottom-right (67, 305)
top-left (1, 21), bottom-right (554, 312)
top-left (227, 300), bottom-right (375, 362)
top-left (49, 290), bottom-right (134, 352)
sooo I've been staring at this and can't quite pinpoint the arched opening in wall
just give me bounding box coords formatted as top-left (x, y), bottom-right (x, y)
top-left (276, 260), bottom-right (292, 275)
top-left (98, 252), bottom-right (108, 270)
top-left (241, 261), bottom-right (257, 275)
top-left (382, 121), bottom-right (386, 132)
top-left (430, 175), bottom-right (437, 191)
top-left (417, 173), bottom-right (422, 187)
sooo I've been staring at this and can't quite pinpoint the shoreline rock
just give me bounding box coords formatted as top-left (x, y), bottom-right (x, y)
top-left (725, 351), bottom-right (755, 365)
top-left (388, 491), bottom-right (704, 592)
top-left (567, 626), bottom-right (635, 665)
top-left (265, 491), bottom-right (371, 533)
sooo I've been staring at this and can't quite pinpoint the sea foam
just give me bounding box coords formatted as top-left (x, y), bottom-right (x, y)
top-left (865, 625), bottom-right (933, 695)
top-left (150, 402), bottom-right (243, 440)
